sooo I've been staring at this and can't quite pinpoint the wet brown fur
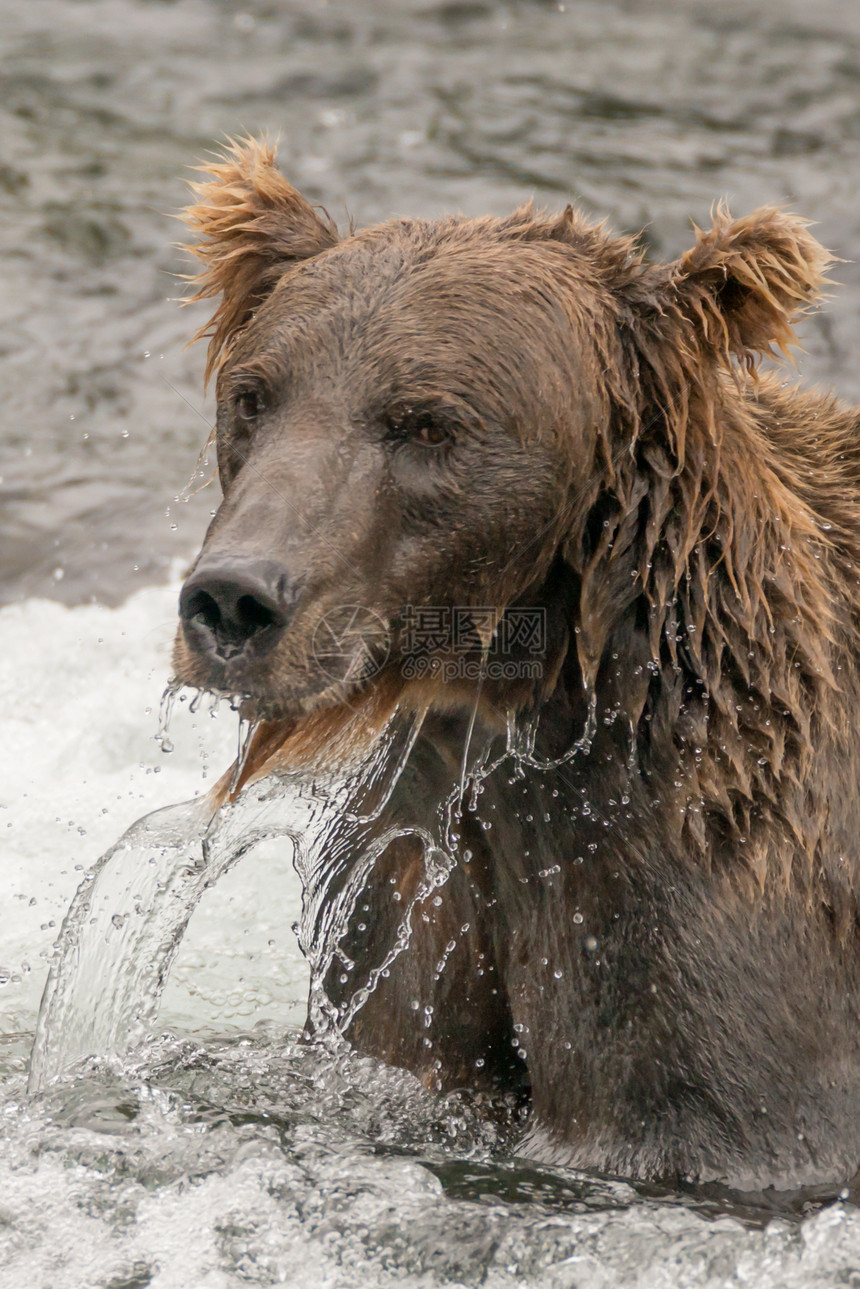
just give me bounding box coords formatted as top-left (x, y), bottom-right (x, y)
top-left (174, 138), bottom-right (860, 1193)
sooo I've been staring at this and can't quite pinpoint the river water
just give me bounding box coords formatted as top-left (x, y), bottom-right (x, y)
top-left (5, 0), bottom-right (860, 1284)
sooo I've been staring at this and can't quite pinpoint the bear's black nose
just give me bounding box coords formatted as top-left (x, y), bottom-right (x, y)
top-left (179, 559), bottom-right (295, 661)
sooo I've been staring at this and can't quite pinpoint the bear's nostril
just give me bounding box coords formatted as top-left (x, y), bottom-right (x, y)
top-left (184, 589), bottom-right (223, 634)
top-left (236, 593), bottom-right (280, 635)
top-left (179, 560), bottom-right (295, 661)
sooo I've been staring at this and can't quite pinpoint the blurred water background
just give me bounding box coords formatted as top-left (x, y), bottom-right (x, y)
top-left (4, 0), bottom-right (860, 607)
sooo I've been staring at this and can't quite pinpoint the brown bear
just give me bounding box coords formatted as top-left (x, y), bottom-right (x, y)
top-left (172, 138), bottom-right (860, 1196)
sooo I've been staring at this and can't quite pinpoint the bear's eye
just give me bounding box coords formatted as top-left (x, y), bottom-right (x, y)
top-left (234, 387), bottom-right (263, 422)
top-left (386, 408), bottom-right (454, 448)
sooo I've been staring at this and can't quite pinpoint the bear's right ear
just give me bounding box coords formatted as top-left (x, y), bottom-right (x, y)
top-left (650, 205), bottom-right (834, 373)
top-left (180, 137), bottom-right (339, 382)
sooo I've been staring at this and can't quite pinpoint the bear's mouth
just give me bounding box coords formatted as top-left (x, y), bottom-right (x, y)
top-left (173, 606), bottom-right (395, 726)
top-left (172, 551), bottom-right (397, 721)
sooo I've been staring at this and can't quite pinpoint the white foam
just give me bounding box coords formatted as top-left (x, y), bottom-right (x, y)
top-left (0, 582), bottom-right (308, 1037)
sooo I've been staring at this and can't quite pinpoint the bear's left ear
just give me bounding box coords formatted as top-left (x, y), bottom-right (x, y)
top-left (180, 137), bottom-right (339, 382)
top-left (654, 205), bottom-right (834, 371)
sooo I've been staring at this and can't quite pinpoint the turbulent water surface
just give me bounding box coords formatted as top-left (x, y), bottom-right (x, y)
top-left (6, 0), bottom-right (860, 1284)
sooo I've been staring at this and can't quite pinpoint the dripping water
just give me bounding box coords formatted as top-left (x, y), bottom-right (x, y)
top-left (155, 679), bottom-right (182, 754)
top-left (622, 718), bottom-right (639, 806)
top-left (229, 715), bottom-right (260, 795)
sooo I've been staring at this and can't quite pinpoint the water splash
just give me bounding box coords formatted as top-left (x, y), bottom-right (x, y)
top-left (29, 681), bottom-right (608, 1093)
top-left (505, 689), bottom-right (598, 772)
top-left (29, 792), bottom-right (218, 1090)
top-left (309, 827), bottom-right (455, 1038)
top-left (27, 708), bottom-right (437, 1092)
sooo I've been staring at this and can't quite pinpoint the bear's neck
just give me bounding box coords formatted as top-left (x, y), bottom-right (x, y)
top-left (507, 377), bottom-right (860, 907)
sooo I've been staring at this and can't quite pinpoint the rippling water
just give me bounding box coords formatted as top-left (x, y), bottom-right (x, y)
top-left (6, 1), bottom-right (860, 1283)
top-left (4, 0), bottom-right (860, 603)
top-left (6, 1026), bottom-right (860, 1289)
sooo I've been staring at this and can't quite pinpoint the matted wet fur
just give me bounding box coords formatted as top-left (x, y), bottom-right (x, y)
top-left (172, 138), bottom-right (860, 1194)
